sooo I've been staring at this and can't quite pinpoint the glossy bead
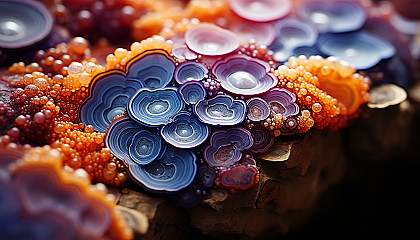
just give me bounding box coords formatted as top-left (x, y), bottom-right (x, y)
top-left (312, 103), bottom-right (322, 113)
top-left (33, 112), bottom-right (46, 124)
top-left (76, 10), bottom-right (94, 29)
top-left (68, 62), bottom-right (85, 78)
top-left (24, 85), bottom-right (39, 98)
top-left (69, 37), bottom-right (89, 55)
top-left (34, 78), bottom-right (48, 91)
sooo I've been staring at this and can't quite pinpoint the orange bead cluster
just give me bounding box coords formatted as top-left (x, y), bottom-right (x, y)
top-left (8, 41), bottom-right (106, 123)
top-left (274, 55), bottom-right (370, 131)
top-left (105, 35), bottom-right (173, 70)
top-left (1, 37), bottom-right (128, 187)
top-left (263, 109), bottom-right (315, 136)
top-left (263, 111), bottom-right (286, 131)
top-left (26, 37), bottom-right (92, 75)
top-left (48, 121), bottom-right (128, 186)
top-left (159, 18), bottom-right (201, 44)
top-left (9, 37), bottom-right (104, 92)
top-left (7, 62), bottom-right (43, 75)
top-left (296, 56), bottom-right (370, 114)
top-left (0, 72), bottom-right (58, 146)
top-left (238, 41), bottom-right (278, 69)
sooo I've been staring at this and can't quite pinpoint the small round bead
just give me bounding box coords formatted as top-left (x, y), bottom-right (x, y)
top-left (85, 125), bottom-right (95, 133)
top-left (69, 37), bottom-right (89, 55)
top-left (79, 72), bottom-right (91, 86)
top-left (15, 115), bottom-right (26, 125)
top-left (312, 103), bottom-right (322, 113)
top-left (302, 110), bottom-right (311, 118)
top-left (114, 48), bottom-right (128, 59)
top-left (23, 74), bottom-right (34, 85)
top-left (8, 127), bottom-right (20, 138)
top-left (76, 10), bottom-right (94, 30)
top-left (52, 60), bottom-right (64, 72)
top-left (34, 78), bottom-right (49, 91)
top-left (68, 62), bottom-right (85, 78)
top-left (34, 112), bottom-right (46, 124)
top-left (24, 85), bottom-right (39, 97)
top-left (107, 162), bottom-right (117, 171)
top-left (306, 118), bottom-right (315, 128)
top-left (54, 124), bottom-right (65, 133)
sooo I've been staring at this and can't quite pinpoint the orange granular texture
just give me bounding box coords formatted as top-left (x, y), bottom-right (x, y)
top-left (4, 37), bottom-right (129, 186)
top-left (274, 55), bottom-right (370, 131)
top-left (105, 36), bottom-right (173, 70)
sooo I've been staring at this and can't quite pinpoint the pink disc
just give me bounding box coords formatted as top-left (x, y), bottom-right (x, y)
top-left (229, 0), bottom-right (291, 22)
top-left (185, 23), bottom-right (240, 56)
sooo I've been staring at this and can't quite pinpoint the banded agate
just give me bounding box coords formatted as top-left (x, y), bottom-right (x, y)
top-left (127, 87), bottom-right (184, 126)
top-left (161, 112), bottom-right (210, 148)
top-left (194, 94), bottom-right (247, 126)
top-left (204, 128), bottom-right (253, 168)
top-left (213, 54), bottom-right (278, 96)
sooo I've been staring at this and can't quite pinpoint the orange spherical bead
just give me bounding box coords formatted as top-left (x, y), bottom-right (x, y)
top-left (69, 37), bottom-right (89, 55)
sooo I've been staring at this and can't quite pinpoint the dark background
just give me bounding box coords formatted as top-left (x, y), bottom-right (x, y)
top-left (281, 155), bottom-right (420, 240)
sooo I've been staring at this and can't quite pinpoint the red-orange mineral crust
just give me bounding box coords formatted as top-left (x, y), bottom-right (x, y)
top-left (1, 37), bottom-right (127, 186)
top-left (274, 55), bottom-right (370, 131)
